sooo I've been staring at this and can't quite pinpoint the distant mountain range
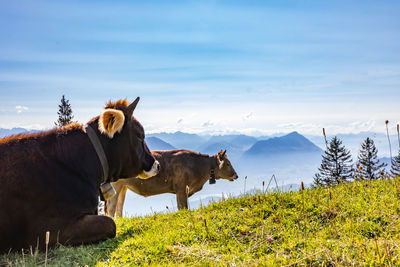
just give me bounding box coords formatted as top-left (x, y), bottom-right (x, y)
top-left (146, 137), bottom-right (176, 150)
top-left (0, 127), bottom-right (323, 160)
top-left (147, 131), bottom-right (322, 161)
top-left (148, 131), bottom-right (206, 150)
top-left (197, 134), bottom-right (258, 156)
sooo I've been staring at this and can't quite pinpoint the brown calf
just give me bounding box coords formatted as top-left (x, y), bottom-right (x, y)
top-left (0, 98), bottom-right (159, 252)
top-left (105, 149), bottom-right (238, 217)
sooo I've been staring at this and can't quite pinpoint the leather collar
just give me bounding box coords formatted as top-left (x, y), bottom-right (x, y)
top-left (86, 125), bottom-right (109, 185)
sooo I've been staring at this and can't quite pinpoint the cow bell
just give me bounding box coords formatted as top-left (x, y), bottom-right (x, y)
top-left (209, 169), bottom-right (216, 184)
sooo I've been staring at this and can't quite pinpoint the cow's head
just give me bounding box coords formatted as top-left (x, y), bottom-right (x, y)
top-left (94, 97), bottom-right (159, 183)
top-left (215, 150), bottom-right (238, 181)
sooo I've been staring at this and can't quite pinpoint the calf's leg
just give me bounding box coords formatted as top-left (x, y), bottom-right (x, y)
top-left (115, 186), bottom-right (128, 217)
top-left (176, 190), bottom-right (188, 210)
top-left (105, 182), bottom-right (125, 217)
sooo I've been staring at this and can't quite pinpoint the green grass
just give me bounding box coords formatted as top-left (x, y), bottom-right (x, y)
top-left (2, 178), bottom-right (400, 266)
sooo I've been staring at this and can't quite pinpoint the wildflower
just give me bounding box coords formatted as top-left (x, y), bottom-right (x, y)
top-left (267, 236), bottom-right (273, 243)
top-left (321, 212), bottom-right (327, 217)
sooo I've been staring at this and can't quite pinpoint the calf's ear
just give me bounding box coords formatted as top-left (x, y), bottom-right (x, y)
top-left (217, 150), bottom-right (226, 161)
top-left (99, 109), bottom-right (125, 138)
top-left (217, 150), bottom-right (225, 169)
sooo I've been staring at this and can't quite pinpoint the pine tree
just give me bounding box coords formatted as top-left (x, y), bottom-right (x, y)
top-left (313, 136), bottom-right (353, 187)
top-left (390, 150), bottom-right (400, 178)
top-left (392, 124), bottom-right (400, 178)
top-left (312, 173), bottom-right (324, 188)
top-left (55, 95), bottom-right (74, 127)
top-left (356, 137), bottom-right (386, 180)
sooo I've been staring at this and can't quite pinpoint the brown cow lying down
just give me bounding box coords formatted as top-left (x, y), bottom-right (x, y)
top-left (105, 149), bottom-right (238, 217)
top-left (0, 98), bottom-right (160, 252)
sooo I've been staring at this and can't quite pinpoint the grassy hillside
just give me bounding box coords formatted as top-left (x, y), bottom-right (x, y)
top-left (2, 178), bottom-right (400, 266)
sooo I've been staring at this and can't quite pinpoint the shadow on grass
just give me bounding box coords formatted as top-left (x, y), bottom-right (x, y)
top-left (0, 224), bottom-right (144, 266)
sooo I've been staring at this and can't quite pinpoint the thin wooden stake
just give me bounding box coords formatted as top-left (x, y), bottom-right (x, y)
top-left (243, 176), bottom-right (247, 194)
top-left (21, 248), bottom-right (25, 267)
top-left (386, 120), bottom-right (392, 161)
top-left (45, 231), bottom-right (49, 267)
top-left (262, 181), bottom-right (265, 195)
top-left (323, 128), bottom-right (328, 149)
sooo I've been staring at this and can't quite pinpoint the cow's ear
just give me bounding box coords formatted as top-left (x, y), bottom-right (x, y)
top-left (217, 150), bottom-right (226, 161)
top-left (217, 150), bottom-right (225, 169)
top-left (127, 97), bottom-right (140, 118)
top-left (98, 109), bottom-right (125, 138)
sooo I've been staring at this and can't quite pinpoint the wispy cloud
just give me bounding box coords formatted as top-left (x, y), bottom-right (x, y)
top-left (15, 105), bottom-right (28, 113)
top-left (242, 112), bottom-right (253, 121)
top-left (202, 120), bottom-right (213, 128)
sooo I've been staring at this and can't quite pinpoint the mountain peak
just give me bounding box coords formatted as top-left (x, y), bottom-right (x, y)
top-left (287, 131), bottom-right (300, 136)
top-left (244, 132), bottom-right (322, 156)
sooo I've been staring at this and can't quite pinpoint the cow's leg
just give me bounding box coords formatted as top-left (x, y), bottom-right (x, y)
top-left (115, 186), bottom-right (128, 217)
top-left (60, 215), bottom-right (116, 245)
top-left (105, 182), bottom-right (125, 217)
top-left (176, 190), bottom-right (188, 210)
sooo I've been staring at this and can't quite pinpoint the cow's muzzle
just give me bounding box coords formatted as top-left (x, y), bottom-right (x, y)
top-left (229, 174), bottom-right (239, 181)
top-left (137, 160), bottom-right (160, 179)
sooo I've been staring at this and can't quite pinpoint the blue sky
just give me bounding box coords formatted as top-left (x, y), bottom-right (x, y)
top-left (0, 0), bottom-right (399, 135)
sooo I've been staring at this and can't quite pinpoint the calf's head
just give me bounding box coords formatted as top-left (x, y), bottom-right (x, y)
top-left (95, 97), bottom-right (159, 182)
top-left (215, 150), bottom-right (238, 181)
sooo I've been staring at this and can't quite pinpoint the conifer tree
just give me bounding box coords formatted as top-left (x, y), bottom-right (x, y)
top-left (391, 151), bottom-right (400, 178)
top-left (356, 137), bottom-right (386, 180)
top-left (312, 173), bottom-right (324, 188)
top-left (392, 124), bottom-right (400, 178)
top-left (55, 95), bottom-right (74, 127)
top-left (313, 136), bottom-right (353, 187)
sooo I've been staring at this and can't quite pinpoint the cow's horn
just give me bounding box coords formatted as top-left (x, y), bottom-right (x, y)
top-left (127, 97), bottom-right (140, 117)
